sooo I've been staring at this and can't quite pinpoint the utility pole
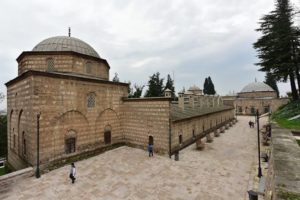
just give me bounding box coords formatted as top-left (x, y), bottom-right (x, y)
top-left (256, 109), bottom-right (262, 178)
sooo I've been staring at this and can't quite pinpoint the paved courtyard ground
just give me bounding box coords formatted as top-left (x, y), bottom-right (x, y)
top-left (2, 116), bottom-right (266, 200)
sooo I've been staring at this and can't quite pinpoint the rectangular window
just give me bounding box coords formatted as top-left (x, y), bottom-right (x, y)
top-left (238, 106), bottom-right (242, 113)
top-left (264, 106), bottom-right (269, 113)
top-left (65, 138), bottom-right (76, 154)
top-left (251, 107), bottom-right (255, 114)
top-left (13, 135), bottom-right (16, 148)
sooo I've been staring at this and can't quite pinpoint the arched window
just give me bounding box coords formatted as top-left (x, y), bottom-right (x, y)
top-left (87, 92), bottom-right (96, 108)
top-left (86, 62), bottom-right (92, 74)
top-left (10, 110), bottom-right (13, 149)
top-left (13, 133), bottom-right (16, 149)
top-left (22, 131), bottom-right (26, 155)
top-left (47, 58), bottom-right (55, 72)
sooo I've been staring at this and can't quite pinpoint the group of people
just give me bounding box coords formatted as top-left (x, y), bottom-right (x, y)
top-left (248, 120), bottom-right (255, 128)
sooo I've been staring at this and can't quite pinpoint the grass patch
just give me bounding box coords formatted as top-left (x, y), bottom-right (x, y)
top-left (0, 167), bottom-right (5, 176)
top-left (272, 100), bottom-right (300, 130)
top-left (297, 140), bottom-right (300, 146)
top-left (278, 190), bottom-right (300, 200)
top-left (275, 118), bottom-right (300, 130)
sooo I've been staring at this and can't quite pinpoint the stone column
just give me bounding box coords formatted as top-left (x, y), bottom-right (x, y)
top-left (196, 139), bottom-right (205, 150)
top-left (225, 124), bottom-right (229, 130)
top-left (214, 129), bottom-right (220, 137)
top-left (220, 126), bottom-right (225, 133)
top-left (206, 133), bottom-right (213, 143)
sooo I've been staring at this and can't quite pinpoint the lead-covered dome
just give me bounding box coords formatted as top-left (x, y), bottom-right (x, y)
top-left (188, 85), bottom-right (201, 91)
top-left (32, 36), bottom-right (100, 58)
top-left (240, 82), bottom-right (274, 93)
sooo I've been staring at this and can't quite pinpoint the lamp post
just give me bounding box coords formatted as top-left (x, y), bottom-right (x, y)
top-left (256, 109), bottom-right (262, 178)
top-left (35, 113), bottom-right (41, 178)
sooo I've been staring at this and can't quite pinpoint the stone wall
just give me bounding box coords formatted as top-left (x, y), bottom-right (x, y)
top-left (235, 98), bottom-right (289, 115)
top-left (18, 54), bottom-right (109, 80)
top-left (6, 77), bottom-right (34, 169)
top-left (121, 98), bottom-right (171, 153)
top-left (0, 167), bottom-right (34, 199)
top-left (6, 71), bottom-right (128, 169)
top-left (171, 109), bottom-right (234, 150)
top-left (265, 126), bottom-right (300, 200)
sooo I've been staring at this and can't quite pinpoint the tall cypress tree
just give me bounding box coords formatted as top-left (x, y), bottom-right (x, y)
top-left (203, 78), bottom-right (209, 95)
top-left (264, 72), bottom-right (280, 97)
top-left (145, 72), bottom-right (164, 97)
top-left (253, 0), bottom-right (299, 100)
top-left (207, 76), bottom-right (216, 95)
top-left (164, 74), bottom-right (175, 98)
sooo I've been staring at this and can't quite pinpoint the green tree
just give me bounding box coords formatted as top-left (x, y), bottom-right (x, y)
top-left (253, 0), bottom-right (300, 100)
top-left (264, 72), bottom-right (280, 97)
top-left (132, 84), bottom-right (145, 98)
top-left (207, 76), bottom-right (216, 95)
top-left (0, 115), bottom-right (7, 158)
top-left (145, 72), bottom-right (164, 97)
top-left (112, 73), bottom-right (119, 82)
top-left (203, 77), bottom-right (216, 95)
top-left (128, 83), bottom-right (144, 98)
top-left (164, 74), bottom-right (175, 98)
top-left (203, 78), bottom-right (209, 95)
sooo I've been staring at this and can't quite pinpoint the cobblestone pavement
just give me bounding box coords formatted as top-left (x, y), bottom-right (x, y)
top-left (2, 116), bottom-right (265, 200)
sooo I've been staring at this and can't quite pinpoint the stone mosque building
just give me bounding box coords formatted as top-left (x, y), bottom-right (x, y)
top-left (223, 82), bottom-right (289, 115)
top-left (6, 35), bottom-right (235, 170)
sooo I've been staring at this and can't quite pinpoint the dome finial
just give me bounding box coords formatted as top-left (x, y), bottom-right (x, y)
top-left (255, 78), bottom-right (257, 82)
top-left (68, 27), bottom-right (71, 37)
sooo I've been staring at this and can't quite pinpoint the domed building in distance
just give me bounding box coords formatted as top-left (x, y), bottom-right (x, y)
top-left (234, 81), bottom-right (289, 115)
top-left (6, 34), bottom-right (235, 170)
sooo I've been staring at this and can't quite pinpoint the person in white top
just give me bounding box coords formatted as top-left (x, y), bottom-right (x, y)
top-left (69, 163), bottom-right (76, 184)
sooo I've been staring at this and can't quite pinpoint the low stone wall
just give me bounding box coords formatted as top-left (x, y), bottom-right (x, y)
top-left (265, 125), bottom-right (300, 200)
top-left (0, 167), bottom-right (34, 198)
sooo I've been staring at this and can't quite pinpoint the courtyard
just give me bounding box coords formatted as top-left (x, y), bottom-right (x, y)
top-left (1, 116), bottom-right (265, 200)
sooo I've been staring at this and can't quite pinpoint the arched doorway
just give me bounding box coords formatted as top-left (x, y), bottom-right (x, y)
top-left (179, 134), bottom-right (183, 144)
top-left (104, 125), bottom-right (112, 144)
top-left (148, 135), bottom-right (154, 145)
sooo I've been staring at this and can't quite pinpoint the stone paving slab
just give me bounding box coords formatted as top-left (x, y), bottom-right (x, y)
top-left (1, 116), bottom-right (264, 200)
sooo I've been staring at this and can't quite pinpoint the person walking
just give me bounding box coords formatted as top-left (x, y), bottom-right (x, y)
top-left (148, 144), bottom-right (154, 157)
top-left (69, 163), bottom-right (76, 184)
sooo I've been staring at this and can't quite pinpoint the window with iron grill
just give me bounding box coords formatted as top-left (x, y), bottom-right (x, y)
top-left (87, 93), bottom-right (96, 108)
top-left (65, 138), bottom-right (76, 154)
top-left (86, 62), bottom-right (92, 74)
top-left (47, 58), bottom-right (55, 71)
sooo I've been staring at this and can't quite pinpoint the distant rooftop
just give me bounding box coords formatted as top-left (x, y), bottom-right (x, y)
top-left (171, 104), bottom-right (233, 122)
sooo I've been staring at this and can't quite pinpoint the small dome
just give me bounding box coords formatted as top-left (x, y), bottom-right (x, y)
top-left (32, 36), bottom-right (100, 58)
top-left (188, 85), bottom-right (201, 91)
top-left (240, 82), bottom-right (274, 93)
top-left (184, 91), bottom-right (194, 95)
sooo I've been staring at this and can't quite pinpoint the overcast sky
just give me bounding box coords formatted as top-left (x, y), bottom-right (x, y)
top-left (0, 0), bottom-right (299, 110)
